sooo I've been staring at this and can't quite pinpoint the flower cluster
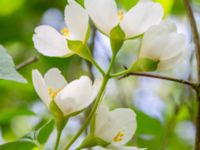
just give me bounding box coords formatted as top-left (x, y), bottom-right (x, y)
top-left (32, 0), bottom-right (187, 149)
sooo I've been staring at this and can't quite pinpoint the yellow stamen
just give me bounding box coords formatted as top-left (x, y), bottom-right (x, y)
top-left (48, 88), bottom-right (61, 98)
top-left (60, 27), bottom-right (70, 37)
top-left (113, 131), bottom-right (124, 142)
top-left (117, 10), bottom-right (124, 21)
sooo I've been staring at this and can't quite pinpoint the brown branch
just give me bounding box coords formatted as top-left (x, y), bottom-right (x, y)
top-left (119, 72), bottom-right (198, 90)
top-left (184, 0), bottom-right (200, 81)
top-left (184, 0), bottom-right (200, 149)
top-left (16, 56), bottom-right (39, 70)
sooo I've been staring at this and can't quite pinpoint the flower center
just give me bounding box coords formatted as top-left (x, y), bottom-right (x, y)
top-left (113, 131), bottom-right (124, 142)
top-left (48, 88), bottom-right (61, 98)
top-left (117, 10), bottom-right (124, 21)
top-left (60, 27), bottom-right (70, 38)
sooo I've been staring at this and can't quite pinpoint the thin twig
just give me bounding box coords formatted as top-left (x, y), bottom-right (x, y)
top-left (184, 0), bottom-right (200, 149)
top-left (16, 56), bottom-right (39, 70)
top-left (119, 72), bottom-right (198, 90)
top-left (184, 0), bottom-right (200, 81)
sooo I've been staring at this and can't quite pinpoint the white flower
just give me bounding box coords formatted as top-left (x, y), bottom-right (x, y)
top-left (97, 145), bottom-right (146, 150)
top-left (32, 68), bottom-right (101, 116)
top-left (139, 21), bottom-right (187, 70)
top-left (94, 105), bottom-right (143, 149)
top-left (85, 0), bottom-right (163, 39)
top-left (33, 0), bottom-right (89, 57)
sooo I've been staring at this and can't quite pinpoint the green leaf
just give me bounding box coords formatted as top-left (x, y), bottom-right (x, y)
top-left (75, 0), bottom-right (84, 7)
top-left (154, 0), bottom-right (174, 16)
top-left (136, 110), bottom-right (164, 135)
top-left (0, 109), bottom-right (35, 124)
top-left (130, 58), bottom-right (159, 72)
top-left (77, 135), bottom-right (109, 150)
top-left (0, 140), bottom-right (38, 150)
top-left (116, 0), bottom-right (139, 10)
top-left (0, 0), bottom-right (25, 16)
top-left (0, 45), bottom-right (27, 83)
top-left (110, 25), bottom-right (125, 54)
top-left (36, 119), bottom-right (55, 145)
top-left (171, 0), bottom-right (185, 15)
top-left (67, 40), bottom-right (93, 61)
top-left (135, 110), bottom-right (164, 150)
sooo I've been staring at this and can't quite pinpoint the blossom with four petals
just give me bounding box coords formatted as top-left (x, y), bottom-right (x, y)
top-left (139, 21), bottom-right (187, 70)
top-left (85, 0), bottom-right (163, 39)
top-left (32, 68), bottom-right (101, 116)
top-left (93, 105), bottom-right (144, 150)
top-left (33, 0), bottom-right (89, 57)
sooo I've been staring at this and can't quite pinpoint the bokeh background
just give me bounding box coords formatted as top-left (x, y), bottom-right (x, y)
top-left (0, 0), bottom-right (200, 149)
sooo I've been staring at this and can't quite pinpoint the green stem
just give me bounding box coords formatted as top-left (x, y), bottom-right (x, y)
top-left (107, 54), bottom-right (116, 74)
top-left (64, 54), bottom-right (117, 150)
top-left (91, 59), bottom-right (105, 76)
top-left (110, 69), bottom-right (130, 78)
top-left (64, 76), bottom-right (109, 150)
top-left (54, 128), bottom-right (62, 150)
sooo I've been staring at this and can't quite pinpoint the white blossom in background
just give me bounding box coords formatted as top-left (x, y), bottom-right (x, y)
top-left (175, 121), bottom-right (195, 146)
top-left (93, 105), bottom-right (144, 150)
top-left (96, 145), bottom-right (146, 150)
top-left (33, 0), bottom-right (89, 57)
top-left (85, 0), bottom-right (163, 39)
top-left (139, 21), bottom-right (188, 70)
top-left (32, 68), bottom-right (101, 116)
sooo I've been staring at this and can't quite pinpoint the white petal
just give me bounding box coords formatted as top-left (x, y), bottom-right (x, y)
top-left (107, 145), bottom-right (146, 150)
top-left (120, 1), bottom-right (163, 38)
top-left (139, 22), bottom-right (187, 68)
top-left (55, 76), bottom-right (94, 116)
top-left (33, 25), bottom-right (72, 57)
top-left (96, 145), bottom-right (146, 150)
top-left (44, 68), bottom-right (67, 91)
top-left (95, 105), bottom-right (118, 143)
top-left (158, 47), bottom-right (187, 70)
top-left (91, 78), bottom-right (102, 101)
top-left (95, 105), bottom-right (137, 146)
top-left (140, 33), bottom-right (186, 60)
top-left (110, 108), bottom-right (137, 146)
top-left (32, 70), bottom-right (51, 107)
top-left (85, 0), bottom-right (118, 35)
top-left (65, 0), bottom-right (89, 41)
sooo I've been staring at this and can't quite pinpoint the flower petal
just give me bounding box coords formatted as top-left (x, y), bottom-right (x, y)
top-left (158, 47), bottom-right (187, 70)
top-left (95, 105), bottom-right (137, 146)
top-left (65, 0), bottom-right (89, 41)
top-left (120, 1), bottom-right (163, 38)
top-left (107, 145), bottom-right (146, 150)
top-left (33, 25), bottom-right (72, 57)
top-left (95, 105), bottom-right (118, 143)
top-left (85, 0), bottom-right (118, 35)
top-left (44, 68), bottom-right (67, 91)
top-left (32, 70), bottom-right (51, 107)
top-left (91, 78), bottom-right (102, 101)
top-left (110, 108), bottom-right (136, 146)
top-left (139, 22), bottom-right (187, 66)
top-left (55, 76), bottom-right (94, 116)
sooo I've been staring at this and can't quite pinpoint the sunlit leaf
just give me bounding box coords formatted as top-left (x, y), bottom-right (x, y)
top-left (154, 0), bottom-right (174, 16)
top-left (0, 140), bottom-right (38, 150)
top-left (0, 45), bottom-right (27, 83)
top-left (0, 0), bottom-right (25, 16)
top-left (115, 0), bottom-right (139, 10)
